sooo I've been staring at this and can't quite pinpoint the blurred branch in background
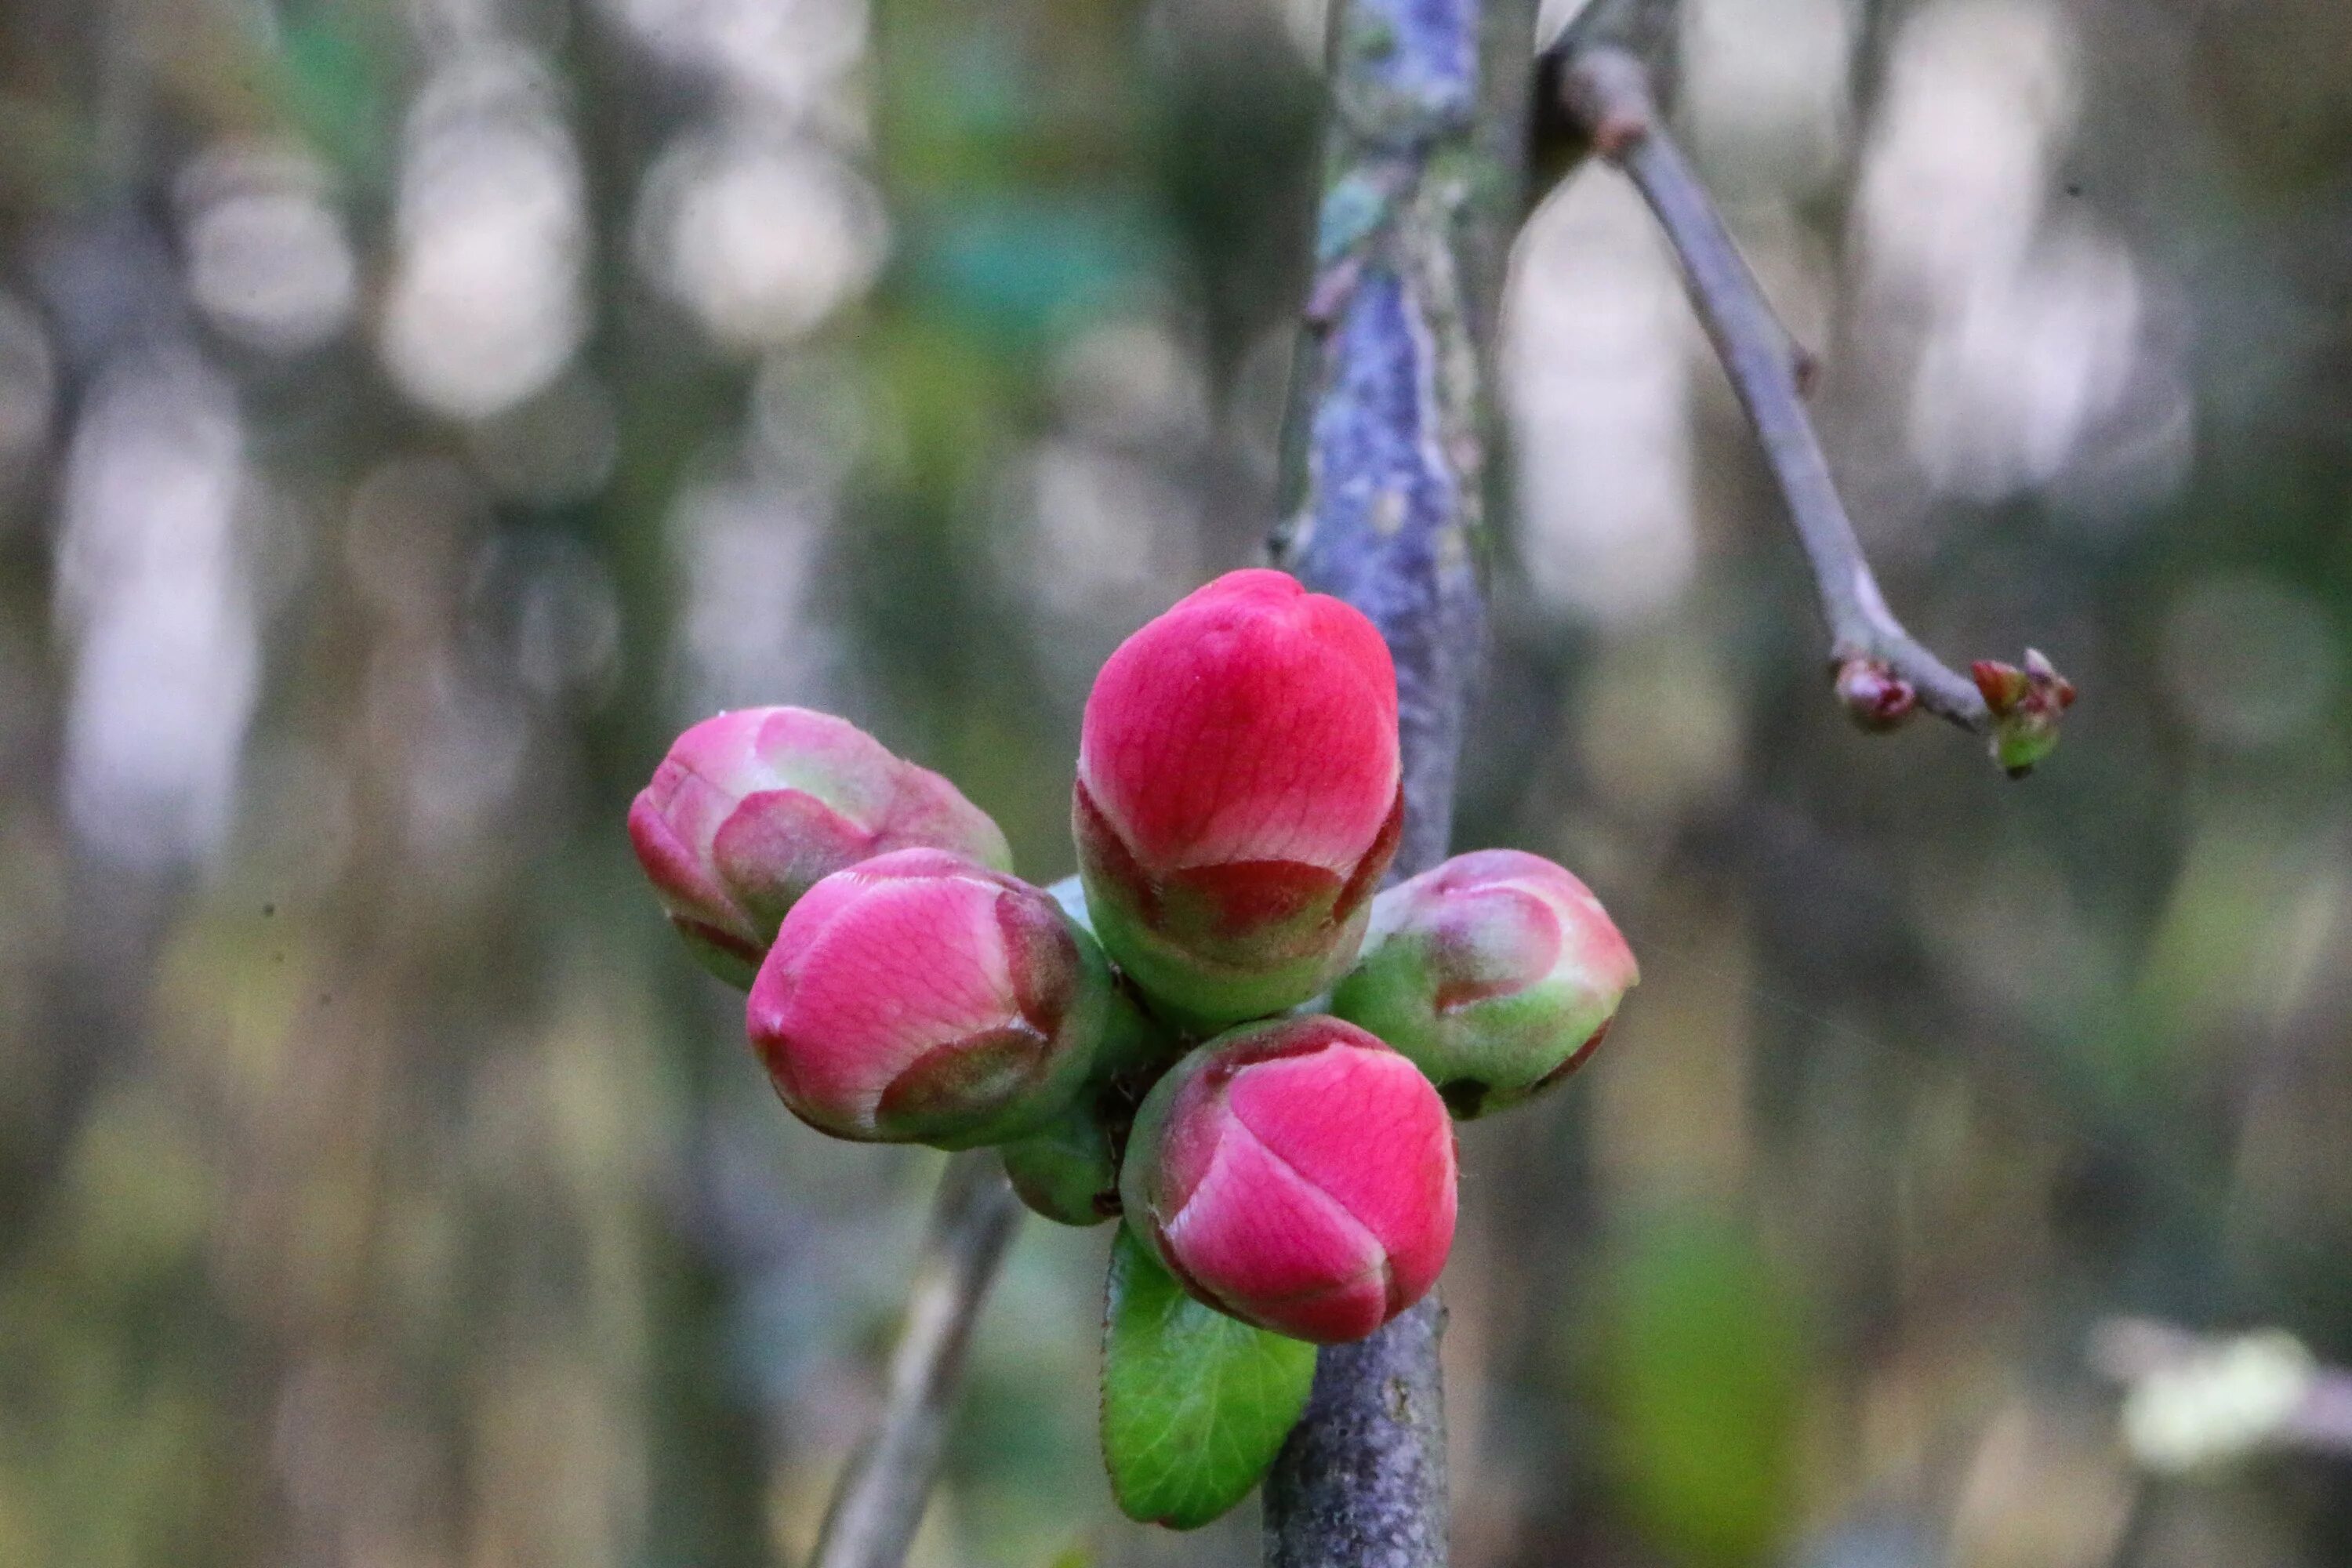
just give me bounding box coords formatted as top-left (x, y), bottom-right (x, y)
top-left (1549, 31), bottom-right (2074, 773)
top-left (808, 1153), bottom-right (1022, 1568)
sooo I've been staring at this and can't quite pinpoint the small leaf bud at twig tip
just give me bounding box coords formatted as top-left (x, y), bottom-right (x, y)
top-left (1972, 659), bottom-right (2030, 716)
top-left (1559, 49), bottom-right (1657, 162)
top-left (2024, 647), bottom-right (2078, 708)
top-left (1977, 650), bottom-right (2074, 777)
top-left (1835, 657), bottom-right (1917, 731)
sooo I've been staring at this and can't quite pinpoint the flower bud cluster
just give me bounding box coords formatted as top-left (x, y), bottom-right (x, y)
top-left (627, 570), bottom-right (1637, 1343)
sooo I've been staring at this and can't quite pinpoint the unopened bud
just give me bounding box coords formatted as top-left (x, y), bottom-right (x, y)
top-left (630, 707), bottom-right (1011, 985)
top-left (1075, 570), bottom-right (1403, 1026)
top-left (1120, 1016), bottom-right (1457, 1344)
top-left (746, 850), bottom-right (1116, 1148)
top-left (1973, 649), bottom-right (2077, 778)
top-left (1001, 1100), bottom-right (1123, 1226)
top-left (1331, 850), bottom-right (1637, 1118)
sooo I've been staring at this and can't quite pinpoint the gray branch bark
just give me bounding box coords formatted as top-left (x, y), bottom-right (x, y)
top-left (1265, 0), bottom-right (1536, 1557)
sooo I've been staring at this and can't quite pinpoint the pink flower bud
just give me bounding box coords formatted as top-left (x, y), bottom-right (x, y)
top-left (630, 707), bottom-right (1011, 986)
top-left (1120, 1016), bottom-right (1457, 1343)
top-left (1074, 570), bottom-right (1403, 1025)
top-left (746, 850), bottom-right (1114, 1147)
top-left (1331, 850), bottom-right (1637, 1118)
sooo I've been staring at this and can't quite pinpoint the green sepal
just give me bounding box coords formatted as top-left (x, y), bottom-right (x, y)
top-left (1002, 1102), bottom-right (1120, 1226)
top-left (1082, 873), bottom-right (1371, 1032)
top-left (1100, 1228), bottom-right (1316, 1529)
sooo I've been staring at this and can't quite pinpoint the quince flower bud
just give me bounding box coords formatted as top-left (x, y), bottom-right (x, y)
top-left (1074, 570), bottom-right (1403, 1026)
top-left (1000, 1100), bottom-right (1124, 1226)
top-left (629, 707), bottom-right (1011, 985)
top-left (1331, 850), bottom-right (1635, 1118)
top-left (1120, 1016), bottom-right (1456, 1344)
top-left (746, 850), bottom-right (1113, 1148)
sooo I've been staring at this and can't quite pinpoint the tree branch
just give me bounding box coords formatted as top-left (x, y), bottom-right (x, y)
top-left (1264, 0), bottom-right (1534, 1556)
top-left (809, 1152), bottom-right (1024, 1568)
top-left (1550, 40), bottom-right (2075, 772)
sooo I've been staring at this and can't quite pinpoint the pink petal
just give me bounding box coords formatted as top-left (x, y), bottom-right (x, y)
top-left (628, 777), bottom-right (748, 933)
top-left (748, 858), bottom-right (1017, 1131)
top-left (1226, 1040), bottom-right (1457, 1308)
top-left (1080, 569), bottom-right (1399, 876)
top-left (1427, 886), bottom-right (1563, 1011)
top-left (1163, 1116), bottom-right (1392, 1343)
top-left (710, 787), bottom-right (875, 924)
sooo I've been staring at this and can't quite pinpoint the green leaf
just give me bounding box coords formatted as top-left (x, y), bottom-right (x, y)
top-left (1100, 1228), bottom-right (1316, 1529)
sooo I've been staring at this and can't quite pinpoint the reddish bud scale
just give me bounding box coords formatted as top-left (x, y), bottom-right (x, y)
top-left (1835, 658), bottom-right (1917, 731)
top-left (746, 850), bottom-right (1113, 1149)
top-left (1074, 570), bottom-right (1404, 1025)
top-left (629, 707), bottom-right (1011, 987)
top-left (1120, 1016), bottom-right (1457, 1344)
top-left (1972, 660), bottom-right (2031, 715)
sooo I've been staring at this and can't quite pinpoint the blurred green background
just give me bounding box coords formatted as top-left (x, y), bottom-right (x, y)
top-left (2, 0), bottom-right (2349, 1564)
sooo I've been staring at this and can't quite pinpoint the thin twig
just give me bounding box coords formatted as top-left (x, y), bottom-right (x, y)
top-left (810, 1152), bottom-right (1024, 1568)
top-left (1549, 0), bottom-right (1678, 80)
top-left (1559, 45), bottom-right (1982, 728)
top-left (1553, 42), bottom-right (2078, 762)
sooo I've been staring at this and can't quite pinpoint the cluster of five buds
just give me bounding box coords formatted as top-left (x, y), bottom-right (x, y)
top-left (630, 570), bottom-right (1638, 1345)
